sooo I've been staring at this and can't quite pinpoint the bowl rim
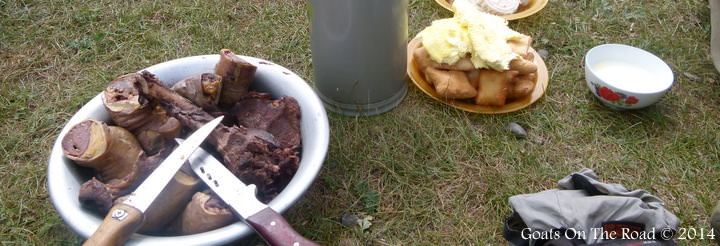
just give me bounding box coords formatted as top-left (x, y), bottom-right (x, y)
top-left (47, 54), bottom-right (329, 245)
top-left (584, 43), bottom-right (674, 95)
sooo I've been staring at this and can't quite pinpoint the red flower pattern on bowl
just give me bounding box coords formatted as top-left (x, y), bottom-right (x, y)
top-left (591, 82), bottom-right (641, 108)
top-left (598, 86), bottom-right (620, 102)
top-left (625, 96), bottom-right (638, 104)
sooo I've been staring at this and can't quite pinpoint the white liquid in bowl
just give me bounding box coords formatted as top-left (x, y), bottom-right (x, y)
top-left (592, 61), bottom-right (665, 93)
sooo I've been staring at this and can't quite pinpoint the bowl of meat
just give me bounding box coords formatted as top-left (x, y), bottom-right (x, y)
top-left (47, 49), bottom-right (329, 245)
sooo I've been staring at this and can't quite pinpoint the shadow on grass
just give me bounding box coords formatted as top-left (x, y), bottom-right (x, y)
top-left (584, 97), bottom-right (678, 140)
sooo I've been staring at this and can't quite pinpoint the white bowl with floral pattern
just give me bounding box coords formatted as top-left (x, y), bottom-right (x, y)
top-left (585, 44), bottom-right (674, 110)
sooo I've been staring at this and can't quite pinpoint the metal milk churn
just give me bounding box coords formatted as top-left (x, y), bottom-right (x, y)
top-left (307, 0), bottom-right (408, 116)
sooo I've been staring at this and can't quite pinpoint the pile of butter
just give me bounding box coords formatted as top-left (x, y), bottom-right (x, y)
top-left (418, 0), bottom-right (527, 71)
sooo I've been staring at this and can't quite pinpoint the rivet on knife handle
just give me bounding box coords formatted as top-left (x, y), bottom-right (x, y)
top-left (245, 207), bottom-right (320, 246)
top-left (82, 204), bottom-right (144, 246)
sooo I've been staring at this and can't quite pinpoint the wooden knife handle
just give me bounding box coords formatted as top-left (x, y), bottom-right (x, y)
top-left (246, 207), bottom-right (320, 246)
top-left (83, 204), bottom-right (144, 246)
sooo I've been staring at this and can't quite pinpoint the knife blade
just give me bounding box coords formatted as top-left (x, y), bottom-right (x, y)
top-left (184, 144), bottom-right (319, 246)
top-left (83, 116), bottom-right (224, 246)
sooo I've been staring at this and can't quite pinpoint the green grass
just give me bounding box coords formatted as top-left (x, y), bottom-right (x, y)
top-left (1, 0), bottom-right (719, 245)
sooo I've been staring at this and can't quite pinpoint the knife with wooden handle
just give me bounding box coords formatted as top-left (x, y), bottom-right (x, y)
top-left (83, 116), bottom-right (224, 246)
top-left (183, 142), bottom-right (319, 246)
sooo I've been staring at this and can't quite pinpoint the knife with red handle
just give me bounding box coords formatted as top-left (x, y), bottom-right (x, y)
top-left (183, 142), bottom-right (319, 246)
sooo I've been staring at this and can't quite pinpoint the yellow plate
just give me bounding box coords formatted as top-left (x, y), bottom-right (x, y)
top-left (434, 0), bottom-right (549, 20)
top-left (406, 38), bottom-right (549, 114)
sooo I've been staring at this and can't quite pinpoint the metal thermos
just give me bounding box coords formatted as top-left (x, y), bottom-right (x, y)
top-left (308, 0), bottom-right (408, 116)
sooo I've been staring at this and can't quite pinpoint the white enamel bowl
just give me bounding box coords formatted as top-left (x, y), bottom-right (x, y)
top-left (585, 44), bottom-right (674, 110)
top-left (47, 55), bottom-right (329, 245)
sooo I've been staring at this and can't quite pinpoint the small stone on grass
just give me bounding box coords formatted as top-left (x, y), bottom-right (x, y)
top-left (341, 212), bottom-right (359, 227)
top-left (537, 49), bottom-right (550, 59)
top-left (507, 122), bottom-right (527, 139)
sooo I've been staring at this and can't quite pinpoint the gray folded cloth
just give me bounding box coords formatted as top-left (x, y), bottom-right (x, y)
top-left (507, 169), bottom-right (679, 245)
